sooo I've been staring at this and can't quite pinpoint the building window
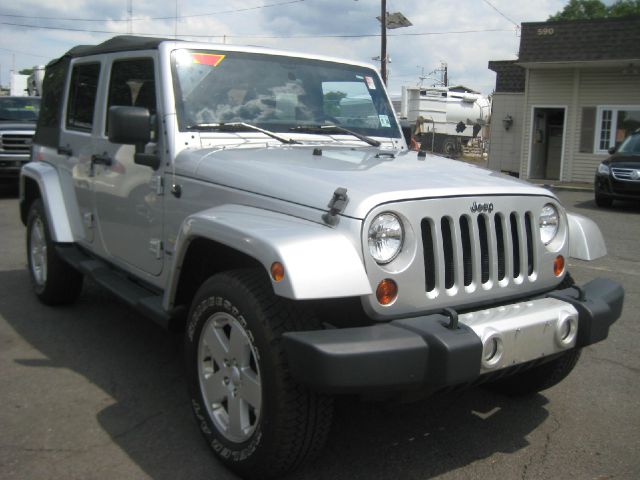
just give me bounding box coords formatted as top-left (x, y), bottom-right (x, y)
top-left (596, 106), bottom-right (640, 153)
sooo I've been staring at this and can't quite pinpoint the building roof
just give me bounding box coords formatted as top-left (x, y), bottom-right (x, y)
top-left (518, 16), bottom-right (640, 63)
top-left (488, 60), bottom-right (525, 93)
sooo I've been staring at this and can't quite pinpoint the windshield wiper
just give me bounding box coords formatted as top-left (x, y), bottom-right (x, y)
top-left (290, 124), bottom-right (381, 147)
top-left (186, 122), bottom-right (300, 145)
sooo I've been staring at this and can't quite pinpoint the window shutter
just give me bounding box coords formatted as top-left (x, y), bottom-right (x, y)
top-left (579, 107), bottom-right (596, 153)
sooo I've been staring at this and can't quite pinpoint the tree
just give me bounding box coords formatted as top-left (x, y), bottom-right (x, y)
top-left (549, 0), bottom-right (640, 20)
top-left (18, 68), bottom-right (34, 76)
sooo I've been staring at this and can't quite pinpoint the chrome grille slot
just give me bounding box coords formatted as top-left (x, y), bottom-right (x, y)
top-left (421, 219), bottom-right (436, 292)
top-left (421, 209), bottom-right (538, 295)
top-left (611, 167), bottom-right (640, 182)
top-left (0, 133), bottom-right (32, 154)
top-left (510, 213), bottom-right (521, 279)
top-left (525, 212), bottom-right (534, 276)
top-left (441, 217), bottom-right (454, 289)
top-left (495, 215), bottom-right (506, 281)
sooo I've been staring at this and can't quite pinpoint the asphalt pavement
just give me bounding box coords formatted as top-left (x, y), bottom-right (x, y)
top-left (0, 187), bottom-right (639, 480)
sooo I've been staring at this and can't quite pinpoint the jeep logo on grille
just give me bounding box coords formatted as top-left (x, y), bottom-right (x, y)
top-left (470, 201), bottom-right (494, 213)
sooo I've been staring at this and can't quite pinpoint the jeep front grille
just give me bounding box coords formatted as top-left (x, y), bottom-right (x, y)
top-left (0, 133), bottom-right (32, 154)
top-left (421, 211), bottom-right (536, 294)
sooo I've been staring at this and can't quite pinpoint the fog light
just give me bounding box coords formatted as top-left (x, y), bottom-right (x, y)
top-left (376, 279), bottom-right (398, 305)
top-left (270, 262), bottom-right (285, 282)
top-left (555, 312), bottom-right (577, 347)
top-left (481, 334), bottom-right (503, 368)
top-left (554, 255), bottom-right (565, 277)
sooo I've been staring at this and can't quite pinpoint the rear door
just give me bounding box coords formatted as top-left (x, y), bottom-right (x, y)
top-left (92, 54), bottom-right (164, 276)
top-left (59, 61), bottom-right (102, 244)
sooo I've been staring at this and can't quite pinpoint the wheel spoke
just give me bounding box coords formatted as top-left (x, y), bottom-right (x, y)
top-left (227, 395), bottom-right (249, 439)
top-left (238, 368), bottom-right (261, 409)
top-left (229, 324), bottom-right (250, 367)
top-left (201, 322), bottom-right (229, 366)
top-left (202, 370), bottom-right (227, 404)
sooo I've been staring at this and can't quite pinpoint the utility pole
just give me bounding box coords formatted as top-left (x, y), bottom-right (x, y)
top-left (443, 63), bottom-right (448, 87)
top-left (380, 0), bottom-right (387, 85)
top-left (127, 0), bottom-right (132, 34)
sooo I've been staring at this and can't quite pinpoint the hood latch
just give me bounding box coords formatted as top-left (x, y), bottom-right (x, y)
top-left (322, 187), bottom-right (349, 226)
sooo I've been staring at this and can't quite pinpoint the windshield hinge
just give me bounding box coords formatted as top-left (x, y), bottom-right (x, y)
top-left (322, 187), bottom-right (349, 226)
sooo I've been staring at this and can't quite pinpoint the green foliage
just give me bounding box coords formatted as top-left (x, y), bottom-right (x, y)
top-left (18, 68), bottom-right (34, 76)
top-left (549, 0), bottom-right (640, 20)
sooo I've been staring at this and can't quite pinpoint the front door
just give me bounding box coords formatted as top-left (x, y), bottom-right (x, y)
top-left (529, 107), bottom-right (565, 180)
top-left (92, 55), bottom-right (164, 276)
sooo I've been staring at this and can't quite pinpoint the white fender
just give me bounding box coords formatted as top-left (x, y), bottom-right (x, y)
top-left (567, 212), bottom-right (606, 260)
top-left (164, 204), bottom-right (372, 309)
top-left (20, 162), bottom-right (74, 243)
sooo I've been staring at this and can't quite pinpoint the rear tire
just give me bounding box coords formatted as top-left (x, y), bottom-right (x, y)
top-left (26, 199), bottom-right (83, 305)
top-left (185, 269), bottom-right (333, 479)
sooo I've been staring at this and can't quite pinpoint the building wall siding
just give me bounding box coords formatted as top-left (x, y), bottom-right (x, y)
top-left (571, 69), bottom-right (640, 183)
top-left (488, 93), bottom-right (524, 174)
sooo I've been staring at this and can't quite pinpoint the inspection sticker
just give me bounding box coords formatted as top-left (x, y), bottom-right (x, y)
top-left (379, 115), bottom-right (391, 127)
top-left (364, 76), bottom-right (376, 90)
top-left (191, 53), bottom-right (225, 67)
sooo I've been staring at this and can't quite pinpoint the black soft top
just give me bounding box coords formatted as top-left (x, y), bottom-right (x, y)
top-left (48, 35), bottom-right (176, 67)
top-left (35, 36), bottom-right (177, 148)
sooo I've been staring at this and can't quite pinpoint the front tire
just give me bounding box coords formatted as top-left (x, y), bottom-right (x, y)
top-left (595, 192), bottom-right (613, 208)
top-left (26, 199), bottom-right (83, 305)
top-left (185, 269), bottom-right (333, 479)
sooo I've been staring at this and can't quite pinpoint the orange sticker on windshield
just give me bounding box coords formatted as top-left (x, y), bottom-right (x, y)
top-left (192, 53), bottom-right (225, 67)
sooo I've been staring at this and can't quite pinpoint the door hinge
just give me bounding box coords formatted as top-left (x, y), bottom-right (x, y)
top-left (82, 212), bottom-right (94, 229)
top-left (149, 239), bottom-right (163, 259)
top-left (152, 176), bottom-right (164, 195)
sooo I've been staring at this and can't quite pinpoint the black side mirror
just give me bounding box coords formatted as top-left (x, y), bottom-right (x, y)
top-left (608, 146), bottom-right (617, 155)
top-left (108, 106), bottom-right (160, 169)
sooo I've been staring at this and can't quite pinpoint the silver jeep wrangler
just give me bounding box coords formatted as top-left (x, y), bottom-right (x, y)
top-left (20, 36), bottom-right (623, 479)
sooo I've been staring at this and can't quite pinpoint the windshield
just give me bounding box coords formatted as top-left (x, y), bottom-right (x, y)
top-left (0, 97), bottom-right (40, 122)
top-left (171, 49), bottom-right (400, 139)
top-left (617, 133), bottom-right (640, 154)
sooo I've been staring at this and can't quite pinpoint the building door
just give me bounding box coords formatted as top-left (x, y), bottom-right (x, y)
top-left (529, 107), bottom-right (565, 180)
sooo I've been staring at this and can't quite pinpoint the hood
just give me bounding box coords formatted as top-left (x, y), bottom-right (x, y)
top-left (176, 145), bottom-right (552, 219)
top-left (608, 153), bottom-right (640, 167)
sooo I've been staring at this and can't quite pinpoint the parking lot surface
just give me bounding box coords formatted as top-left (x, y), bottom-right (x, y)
top-left (1, 187), bottom-right (639, 480)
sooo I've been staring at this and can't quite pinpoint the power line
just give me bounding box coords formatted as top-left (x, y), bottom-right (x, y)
top-left (0, 21), bottom-right (514, 39)
top-left (480, 0), bottom-right (519, 27)
top-left (0, 0), bottom-right (304, 23)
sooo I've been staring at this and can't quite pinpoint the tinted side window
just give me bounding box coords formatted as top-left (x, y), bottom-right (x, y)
top-left (66, 63), bottom-right (100, 131)
top-left (106, 58), bottom-right (156, 134)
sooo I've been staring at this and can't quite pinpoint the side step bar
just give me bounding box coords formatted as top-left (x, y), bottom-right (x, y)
top-left (55, 244), bottom-right (173, 329)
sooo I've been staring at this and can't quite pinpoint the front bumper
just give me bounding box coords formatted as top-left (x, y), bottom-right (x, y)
top-left (595, 173), bottom-right (640, 201)
top-left (283, 278), bottom-right (623, 393)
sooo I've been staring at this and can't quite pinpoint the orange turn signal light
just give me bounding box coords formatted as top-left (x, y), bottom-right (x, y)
top-left (554, 255), bottom-right (565, 277)
top-left (270, 262), bottom-right (285, 282)
top-left (376, 279), bottom-right (398, 305)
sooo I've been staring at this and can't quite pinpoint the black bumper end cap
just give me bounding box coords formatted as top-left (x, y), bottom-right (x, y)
top-left (548, 277), bottom-right (624, 347)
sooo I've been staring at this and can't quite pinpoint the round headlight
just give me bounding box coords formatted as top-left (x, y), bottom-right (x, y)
top-left (368, 213), bottom-right (404, 264)
top-left (539, 204), bottom-right (559, 245)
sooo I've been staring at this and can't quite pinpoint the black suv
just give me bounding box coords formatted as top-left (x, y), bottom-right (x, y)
top-left (0, 96), bottom-right (39, 186)
top-left (595, 129), bottom-right (640, 207)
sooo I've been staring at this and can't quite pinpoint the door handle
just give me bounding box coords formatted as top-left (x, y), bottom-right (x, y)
top-left (91, 153), bottom-right (112, 166)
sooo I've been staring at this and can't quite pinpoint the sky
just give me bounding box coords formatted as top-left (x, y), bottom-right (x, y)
top-left (0, 0), bottom-right (611, 95)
